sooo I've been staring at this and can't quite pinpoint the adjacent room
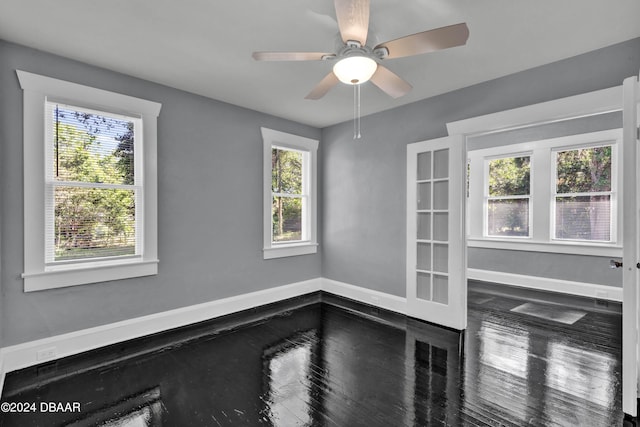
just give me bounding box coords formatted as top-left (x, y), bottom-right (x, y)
top-left (1, 1), bottom-right (640, 425)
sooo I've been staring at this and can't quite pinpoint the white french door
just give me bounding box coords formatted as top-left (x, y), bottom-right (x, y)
top-left (406, 135), bottom-right (466, 330)
top-left (622, 73), bottom-right (640, 418)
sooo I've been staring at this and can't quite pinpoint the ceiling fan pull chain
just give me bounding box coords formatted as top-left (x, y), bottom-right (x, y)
top-left (353, 84), bottom-right (357, 139)
top-left (353, 84), bottom-right (362, 140)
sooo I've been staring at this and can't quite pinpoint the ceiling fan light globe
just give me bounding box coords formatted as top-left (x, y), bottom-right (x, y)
top-left (333, 56), bottom-right (377, 85)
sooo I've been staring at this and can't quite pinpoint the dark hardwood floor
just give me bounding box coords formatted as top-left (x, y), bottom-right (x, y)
top-left (0, 288), bottom-right (627, 426)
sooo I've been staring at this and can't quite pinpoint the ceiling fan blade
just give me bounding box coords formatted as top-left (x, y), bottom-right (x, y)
top-left (374, 23), bottom-right (469, 59)
top-left (305, 72), bottom-right (340, 100)
top-left (369, 65), bottom-right (412, 98)
top-left (334, 0), bottom-right (370, 45)
top-left (252, 52), bottom-right (333, 61)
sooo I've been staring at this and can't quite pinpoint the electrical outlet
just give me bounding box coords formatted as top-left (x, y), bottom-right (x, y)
top-left (36, 347), bottom-right (57, 361)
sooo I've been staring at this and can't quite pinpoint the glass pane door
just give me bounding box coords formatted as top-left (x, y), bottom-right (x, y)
top-left (415, 149), bottom-right (450, 305)
top-left (407, 135), bottom-right (466, 330)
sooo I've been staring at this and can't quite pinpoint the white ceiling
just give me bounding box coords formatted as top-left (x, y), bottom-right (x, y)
top-left (1, 1), bottom-right (639, 128)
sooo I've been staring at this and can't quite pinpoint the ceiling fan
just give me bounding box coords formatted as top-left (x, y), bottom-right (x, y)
top-left (252, 0), bottom-right (469, 100)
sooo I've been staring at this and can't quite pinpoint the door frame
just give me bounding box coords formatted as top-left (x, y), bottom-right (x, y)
top-left (446, 83), bottom-right (637, 417)
top-left (622, 73), bottom-right (640, 417)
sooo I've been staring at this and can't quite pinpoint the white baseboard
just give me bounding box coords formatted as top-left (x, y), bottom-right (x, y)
top-left (0, 278), bottom-right (322, 388)
top-left (0, 277), bottom-right (410, 397)
top-left (467, 268), bottom-right (623, 302)
top-left (321, 278), bottom-right (407, 315)
top-left (1, 272), bottom-right (618, 397)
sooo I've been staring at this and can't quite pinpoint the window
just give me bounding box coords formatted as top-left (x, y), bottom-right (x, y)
top-left (467, 129), bottom-right (621, 255)
top-left (46, 103), bottom-right (139, 262)
top-left (261, 128), bottom-right (318, 259)
top-left (18, 70), bottom-right (161, 291)
top-left (553, 146), bottom-right (613, 241)
top-left (486, 155), bottom-right (531, 237)
top-left (272, 147), bottom-right (304, 243)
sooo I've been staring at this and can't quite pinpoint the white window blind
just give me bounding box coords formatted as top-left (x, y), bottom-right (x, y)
top-left (44, 102), bottom-right (142, 264)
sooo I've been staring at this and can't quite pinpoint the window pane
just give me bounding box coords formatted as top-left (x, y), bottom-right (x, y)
top-left (416, 272), bottom-right (431, 300)
top-left (433, 275), bottom-right (449, 304)
top-left (433, 243), bottom-right (448, 273)
top-left (272, 196), bottom-right (302, 242)
top-left (556, 146), bottom-right (611, 193)
top-left (555, 195), bottom-right (611, 241)
top-left (417, 182), bottom-right (431, 210)
top-left (417, 243), bottom-right (431, 270)
top-left (487, 199), bottom-right (529, 237)
top-left (272, 148), bottom-right (302, 194)
top-left (488, 156), bottom-right (530, 196)
top-left (417, 213), bottom-right (430, 240)
top-left (417, 152), bottom-right (431, 181)
top-left (433, 181), bottom-right (448, 210)
top-left (433, 213), bottom-right (448, 241)
top-left (52, 105), bottom-right (135, 185)
top-left (54, 187), bottom-right (136, 261)
top-left (433, 149), bottom-right (448, 179)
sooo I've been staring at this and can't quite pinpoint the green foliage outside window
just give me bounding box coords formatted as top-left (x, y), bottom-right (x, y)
top-left (488, 156), bottom-right (530, 196)
top-left (556, 146), bottom-right (611, 193)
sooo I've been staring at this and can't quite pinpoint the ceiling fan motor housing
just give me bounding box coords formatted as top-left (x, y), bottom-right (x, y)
top-left (333, 40), bottom-right (386, 61)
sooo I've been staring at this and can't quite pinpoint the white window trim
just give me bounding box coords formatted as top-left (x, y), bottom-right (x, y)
top-left (467, 128), bottom-right (623, 256)
top-left (17, 70), bottom-right (162, 291)
top-left (261, 127), bottom-right (318, 259)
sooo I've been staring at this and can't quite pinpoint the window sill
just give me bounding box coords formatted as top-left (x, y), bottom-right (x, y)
top-left (263, 243), bottom-right (318, 259)
top-left (22, 259), bottom-right (159, 292)
top-left (467, 238), bottom-right (622, 257)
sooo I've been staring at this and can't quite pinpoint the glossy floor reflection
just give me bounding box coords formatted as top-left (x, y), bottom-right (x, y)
top-left (0, 290), bottom-right (624, 426)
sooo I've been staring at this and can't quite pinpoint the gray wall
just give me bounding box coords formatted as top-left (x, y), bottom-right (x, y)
top-left (0, 40), bottom-right (322, 346)
top-left (322, 37), bottom-right (640, 297)
top-left (467, 249), bottom-right (621, 287)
